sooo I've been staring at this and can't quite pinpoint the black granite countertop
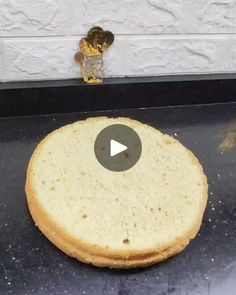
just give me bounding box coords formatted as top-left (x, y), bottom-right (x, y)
top-left (0, 102), bottom-right (235, 295)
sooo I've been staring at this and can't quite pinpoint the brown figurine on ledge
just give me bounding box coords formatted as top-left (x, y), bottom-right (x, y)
top-left (75, 27), bottom-right (114, 84)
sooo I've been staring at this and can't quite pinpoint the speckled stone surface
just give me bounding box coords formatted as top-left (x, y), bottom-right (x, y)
top-left (0, 103), bottom-right (236, 294)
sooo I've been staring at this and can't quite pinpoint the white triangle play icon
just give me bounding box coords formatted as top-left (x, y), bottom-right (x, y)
top-left (110, 139), bottom-right (128, 157)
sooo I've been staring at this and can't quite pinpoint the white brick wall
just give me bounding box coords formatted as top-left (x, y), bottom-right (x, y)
top-left (0, 0), bottom-right (236, 81)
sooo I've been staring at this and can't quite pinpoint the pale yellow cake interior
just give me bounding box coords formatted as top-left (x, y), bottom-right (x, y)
top-left (29, 117), bottom-right (207, 253)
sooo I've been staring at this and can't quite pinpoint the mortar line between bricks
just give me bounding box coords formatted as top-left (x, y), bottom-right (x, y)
top-left (1, 33), bottom-right (236, 41)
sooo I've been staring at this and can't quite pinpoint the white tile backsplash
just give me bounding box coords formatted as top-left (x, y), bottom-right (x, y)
top-left (3, 36), bottom-right (235, 81)
top-left (0, 0), bottom-right (71, 36)
top-left (0, 0), bottom-right (236, 81)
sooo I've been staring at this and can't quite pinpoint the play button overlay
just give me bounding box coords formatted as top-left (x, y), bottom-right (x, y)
top-left (94, 124), bottom-right (142, 172)
top-left (110, 140), bottom-right (127, 157)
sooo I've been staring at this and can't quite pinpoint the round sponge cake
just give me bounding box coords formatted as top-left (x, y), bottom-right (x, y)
top-left (25, 117), bottom-right (208, 268)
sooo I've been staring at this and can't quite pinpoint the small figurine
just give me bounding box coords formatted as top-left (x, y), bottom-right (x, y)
top-left (75, 27), bottom-right (114, 84)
